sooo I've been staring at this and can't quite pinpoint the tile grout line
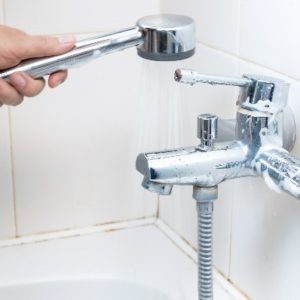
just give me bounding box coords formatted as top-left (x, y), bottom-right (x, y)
top-left (156, 194), bottom-right (160, 218)
top-left (228, 183), bottom-right (236, 279)
top-left (7, 107), bottom-right (18, 238)
top-left (226, 0), bottom-right (241, 279)
top-left (0, 217), bottom-right (156, 248)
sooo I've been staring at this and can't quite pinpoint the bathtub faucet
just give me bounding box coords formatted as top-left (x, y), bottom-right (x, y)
top-left (136, 69), bottom-right (299, 199)
top-left (136, 69), bottom-right (299, 300)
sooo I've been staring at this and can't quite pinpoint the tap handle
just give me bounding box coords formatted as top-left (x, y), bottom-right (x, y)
top-left (175, 69), bottom-right (252, 87)
top-left (175, 68), bottom-right (290, 113)
top-left (197, 114), bottom-right (218, 151)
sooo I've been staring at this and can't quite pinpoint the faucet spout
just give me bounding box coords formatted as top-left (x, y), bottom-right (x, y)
top-left (142, 178), bottom-right (173, 196)
top-left (136, 141), bottom-right (251, 190)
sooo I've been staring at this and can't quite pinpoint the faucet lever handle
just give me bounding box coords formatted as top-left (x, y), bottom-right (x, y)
top-left (174, 69), bottom-right (252, 87)
top-left (175, 69), bottom-right (290, 113)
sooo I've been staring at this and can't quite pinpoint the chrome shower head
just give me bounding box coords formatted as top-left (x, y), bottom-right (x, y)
top-left (0, 14), bottom-right (196, 80)
top-left (136, 14), bottom-right (196, 61)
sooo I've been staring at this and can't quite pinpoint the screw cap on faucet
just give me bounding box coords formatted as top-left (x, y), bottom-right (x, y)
top-left (197, 114), bottom-right (218, 151)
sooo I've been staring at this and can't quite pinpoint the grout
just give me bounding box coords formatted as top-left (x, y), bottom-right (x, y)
top-left (0, 217), bottom-right (156, 248)
top-left (228, 183), bottom-right (236, 278)
top-left (229, 0), bottom-right (242, 272)
top-left (156, 194), bottom-right (160, 218)
top-left (7, 107), bottom-right (18, 238)
top-left (214, 269), bottom-right (251, 300)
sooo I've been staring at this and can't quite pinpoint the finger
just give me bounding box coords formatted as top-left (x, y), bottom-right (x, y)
top-left (9, 72), bottom-right (45, 97)
top-left (48, 70), bottom-right (68, 88)
top-left (16, 35), bottom-right (75, 60)
top-left (0, 78), bottom-right (23, 106)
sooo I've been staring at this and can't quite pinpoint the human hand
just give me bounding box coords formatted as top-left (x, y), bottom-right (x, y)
top-left (0, 25), bottom-right (75, 106)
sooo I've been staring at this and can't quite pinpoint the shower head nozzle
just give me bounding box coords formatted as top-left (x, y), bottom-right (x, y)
top-left (136, 14), bottom-right (196, 61)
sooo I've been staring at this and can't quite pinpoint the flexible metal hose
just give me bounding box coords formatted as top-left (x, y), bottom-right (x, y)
top-left (197, 201), bottom-right (214, 300)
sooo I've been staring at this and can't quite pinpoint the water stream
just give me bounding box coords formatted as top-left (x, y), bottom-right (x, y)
top-left (132, 60), bottom-right (184, 214)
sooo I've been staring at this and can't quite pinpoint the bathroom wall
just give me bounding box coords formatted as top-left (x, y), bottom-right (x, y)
top-left (0, 0), bottom-right (16, 239)
top-left (1, 0), bottom-right (300, 298)
top-left (161, 0), bottom-right (300, 299)
top-left (0, 0), bottom-right (161, 238)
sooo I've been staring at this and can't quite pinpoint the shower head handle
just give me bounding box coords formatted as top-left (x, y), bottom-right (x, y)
top-left (0, 14), bottom-right (196, 80)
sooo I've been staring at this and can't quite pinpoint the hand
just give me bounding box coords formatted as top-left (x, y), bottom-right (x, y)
top-left (0, 25), bottom-right (75, 106)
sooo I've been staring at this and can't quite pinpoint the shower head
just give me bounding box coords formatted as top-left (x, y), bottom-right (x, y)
top-left (136, 14), bottom-right (196, 61)
top-left (0, 14), bottom-right (196, 80)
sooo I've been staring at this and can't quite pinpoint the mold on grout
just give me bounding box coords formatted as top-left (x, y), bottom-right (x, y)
top-left (7, 107), bottom-right (18, 238)
top-left (0, 217), bottom-right (156, 249)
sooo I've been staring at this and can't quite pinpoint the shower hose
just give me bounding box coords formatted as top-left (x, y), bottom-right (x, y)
top-left (197, 201), bottom-right (214, 300)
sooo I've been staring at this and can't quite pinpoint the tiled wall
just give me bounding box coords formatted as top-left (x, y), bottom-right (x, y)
top-left (0, 0), bottom-right (16, 239)
top-left (0, 0), bottom-right (161, 237)
top-left (1, 0), bottom-right (300, 298)
top-left (161, 0), bottom-right (300, 299)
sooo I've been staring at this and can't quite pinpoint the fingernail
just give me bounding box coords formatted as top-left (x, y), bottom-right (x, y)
top-left (54, 79), bottom-right (64, 88)
top-left (58, 35), bottom-right (75, 45)
top-left (12, 74), bottom-right (26, 88)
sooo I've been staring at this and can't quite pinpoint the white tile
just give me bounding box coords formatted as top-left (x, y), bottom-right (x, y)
top-left (0, 108), bottom-right (16, 239)
top-left (10, 49), bottom-right (159, 236)
top-left (230, 176), bottom-right (300, 300)
top-left (161, 0), bottom-right (240, 54)
top-left (4, 0), bottom-right (160, 34)
top-left (159, 43), bottom-right (239, 277)
top-left (0, 0), bottom-right (3, 24)
top-left (240, 0), bottom-right (300, 80)
top-left (229, 62), bottom-right (300, 299)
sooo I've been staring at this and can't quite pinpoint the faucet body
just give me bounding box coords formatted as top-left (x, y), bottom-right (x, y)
top-left (136, 69), bottom-right (298, 300)
top-left (136, 70), bottom-right (299, 199)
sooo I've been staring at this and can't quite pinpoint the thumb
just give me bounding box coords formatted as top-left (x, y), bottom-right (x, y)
top-left (16, 35), bottom-right (75, 60)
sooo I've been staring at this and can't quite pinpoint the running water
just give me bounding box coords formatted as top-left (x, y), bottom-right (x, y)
top-left (132, 60), bottom-right (184, 214)
top-left (136, 60), bottom-right (184, 153)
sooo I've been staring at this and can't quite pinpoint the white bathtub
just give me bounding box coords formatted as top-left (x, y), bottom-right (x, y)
top-left (0, 278), bottom-right (170, 300)
top-left (0, 220), bottom-right (242, 299)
